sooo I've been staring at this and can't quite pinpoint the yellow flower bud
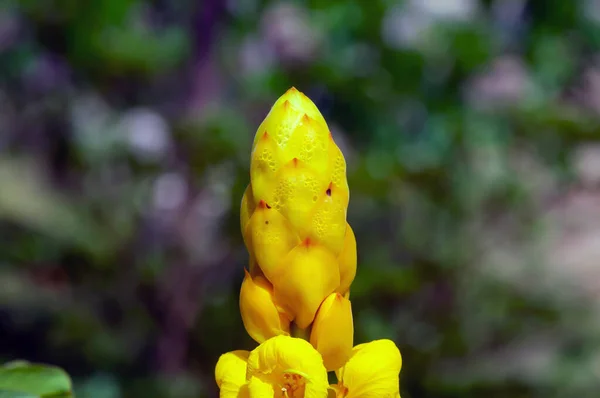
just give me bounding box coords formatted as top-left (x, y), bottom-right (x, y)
top-left (337, 223), bottom-right (357, 295)
top-left (272, 239), bottom-right (340, 328)
top-left (310, 292), bottom-right (354, 371)
top-left (239, 269), bottom-right (291, 344)
top-left (246, 200), bottom-right (300, 281)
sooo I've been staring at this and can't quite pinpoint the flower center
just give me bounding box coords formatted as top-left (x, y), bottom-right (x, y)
top-left (280, 372), bottom-right (306, 397)
top-left (336, 384), bottom-right (349, 397)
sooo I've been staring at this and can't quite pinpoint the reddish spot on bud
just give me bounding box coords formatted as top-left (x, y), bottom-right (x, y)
top-left (329, 132), bottom-right (334, 140)
top-left (282, 100), bottom-right (291, 109)
top-left (261, 131), bottom-right (269, 140)
top-left (302, 114), bottom-right (311, 124)
top-left (326, 182), bottom-right (332, 196)
top-left (292, 158), bottom-right (299, 167)
top-left (302, 237), bottom-right (312, 247)
top-left (288, 87), bottom-right (298, 93)
top-left (258, 200), bottom-right (270, 209)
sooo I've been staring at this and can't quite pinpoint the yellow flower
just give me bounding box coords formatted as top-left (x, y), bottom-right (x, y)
top-left (309, 293), bottom-right (353, 371)
top-left (332, 339), bottom-right (402, 398)
top-left (239, 269), bottom-right (292, 344)
top-left (215, 335), bottom-right (329, 398)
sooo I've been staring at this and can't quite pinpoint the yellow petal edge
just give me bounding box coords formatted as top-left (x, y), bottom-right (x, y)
top-left (335, 339), bottom-right (402, 398)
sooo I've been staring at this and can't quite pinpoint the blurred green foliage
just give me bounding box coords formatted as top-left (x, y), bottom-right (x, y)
top-left (2, 0), bottom-right (600, 397)
top-left (0, 361), bottom-right (72, 397)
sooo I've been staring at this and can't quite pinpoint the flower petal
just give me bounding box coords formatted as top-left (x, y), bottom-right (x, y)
top-left (215, 350), bottom-right (250, 397)
top-left (310, 293), bottom-right (353, 371)
top-left (250, 130), bottom-right (283, 206)
top-left (284, 112), bottom-right (330, 177)
top-left (239, 269), bottom-right (291, 343)
top-left (247, 200), bottom-right (300, 280)
top-left (272, 240), bottom-right (340, 328)
top-left (273, 158), bottom-right (329, 239)
top-left (309, 181), bottom-right (349, 255)
top-left (338, 339), bottom-right (402, 398)
top-left (246, 335), bottom-right (329, 397)
top-left (247, 376), bottom-right (274, 398)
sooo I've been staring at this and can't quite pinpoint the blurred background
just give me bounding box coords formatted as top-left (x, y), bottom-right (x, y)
top-left (1, 0), bottom-right (600, 397)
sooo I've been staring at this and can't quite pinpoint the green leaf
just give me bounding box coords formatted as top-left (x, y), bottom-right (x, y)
top-left (0, 361), bottom-right (73, 397)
